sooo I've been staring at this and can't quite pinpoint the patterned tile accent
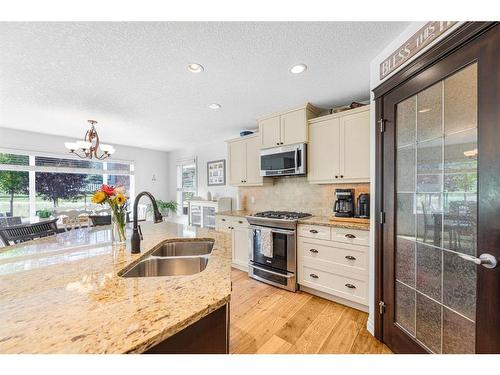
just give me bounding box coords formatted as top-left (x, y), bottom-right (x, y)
top-left (238, 176), bottom-right (369, 217)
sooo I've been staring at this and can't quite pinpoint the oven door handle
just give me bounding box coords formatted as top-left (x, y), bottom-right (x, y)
top-left (248, 263), bottom-right (295, 278)
top-left (248, 225), bottom-right (295, 235)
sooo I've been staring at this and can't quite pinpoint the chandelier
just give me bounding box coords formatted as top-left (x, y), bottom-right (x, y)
top-left (64, 120), bottom-right (115, 160)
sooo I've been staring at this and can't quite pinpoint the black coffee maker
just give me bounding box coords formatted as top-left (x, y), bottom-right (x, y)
top-left (356, 193), bottom-right (370, 218)
top-left (334, 189), bottom-right (355, 217)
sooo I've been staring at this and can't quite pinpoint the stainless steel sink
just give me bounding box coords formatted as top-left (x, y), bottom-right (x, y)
top-left (149, 240), bottom-right (214, 257)
top-left (121, 256), bottom-right (209, 278)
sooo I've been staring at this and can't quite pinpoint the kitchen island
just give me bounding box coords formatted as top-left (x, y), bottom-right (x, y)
top-left (0, 221), bottom-right (232, 354)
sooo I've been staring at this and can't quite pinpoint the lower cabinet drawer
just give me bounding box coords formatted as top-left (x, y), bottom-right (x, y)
top-left (299, 265), bottom-right (368, 305)
top-left (298, 237), bottom-right (367, 274)
top-left (215, 216), bottom-right (232, 233)
top-left (298, 224), bottom-right (331, 240)
top-left (331, 227), bottom-right (369, 246)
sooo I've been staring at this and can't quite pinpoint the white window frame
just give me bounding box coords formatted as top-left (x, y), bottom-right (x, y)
top-left (0, 147), bottom-right (135, 218)
top-left (176, 157), bottom-right (198, 216)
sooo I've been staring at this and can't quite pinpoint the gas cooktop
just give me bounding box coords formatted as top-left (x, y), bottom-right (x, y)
top-left (252, 211), bottom-right (312, 220)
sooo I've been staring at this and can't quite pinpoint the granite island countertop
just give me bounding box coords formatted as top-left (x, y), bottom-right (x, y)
top-left (0, 221), bottom-right (232, 354)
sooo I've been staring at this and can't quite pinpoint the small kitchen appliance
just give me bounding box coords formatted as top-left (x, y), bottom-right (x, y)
top-left (246, 210), bottom-right (312, 291)
top-left (333, 189), bottom-right (355, 217)
top-left (356, 193), bottom-right (370, 218)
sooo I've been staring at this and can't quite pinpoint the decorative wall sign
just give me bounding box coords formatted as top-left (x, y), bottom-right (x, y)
top-left (207, 159), bottom-right (226, 186)
top-left (379, 21), bottom-right (457, 80)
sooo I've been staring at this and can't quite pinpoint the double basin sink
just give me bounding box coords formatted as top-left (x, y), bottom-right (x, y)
top-left (120, 239), bottom-right (214, 278)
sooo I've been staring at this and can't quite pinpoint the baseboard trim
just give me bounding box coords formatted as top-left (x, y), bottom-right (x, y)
top-left (299, 285), bottom-right (369, 313)
top-left (231, 263), bottom-right (248, 272)
top-left (367, 317), bottom-right (374, 335)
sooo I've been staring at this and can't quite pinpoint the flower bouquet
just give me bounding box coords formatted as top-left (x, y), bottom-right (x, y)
top-left (91, 184), bottom-right (128, 245)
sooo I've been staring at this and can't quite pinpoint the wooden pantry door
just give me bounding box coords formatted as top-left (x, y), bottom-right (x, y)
top-left (376, 23), bottom-right (500, 353)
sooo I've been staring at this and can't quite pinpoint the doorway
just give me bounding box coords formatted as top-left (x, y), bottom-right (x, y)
top-left (374, 23), bottom-right (500, 353)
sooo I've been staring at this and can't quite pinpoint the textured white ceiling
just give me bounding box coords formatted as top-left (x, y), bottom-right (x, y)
top-left (0, 22), bottom-right (408, 151)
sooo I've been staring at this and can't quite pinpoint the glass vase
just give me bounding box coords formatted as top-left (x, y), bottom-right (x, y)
top-left (111, 211), bottom-right (126, 245)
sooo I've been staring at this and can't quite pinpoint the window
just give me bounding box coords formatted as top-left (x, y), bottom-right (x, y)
top-left (0, 150), bottom-right (134, 219)
top-left (176, 158), bottom-right (197, 215)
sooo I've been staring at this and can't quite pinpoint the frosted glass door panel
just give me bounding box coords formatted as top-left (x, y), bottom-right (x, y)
top-left (394, 63), bottom-right (478, 353)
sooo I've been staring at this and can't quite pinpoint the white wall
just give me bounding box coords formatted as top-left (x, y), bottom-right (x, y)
top-left (167, 139), bottom-right (238, 208)
top-left (366, 22), bottom-right (463, 334)
top-left (0, 127), bottom-right (170, 200)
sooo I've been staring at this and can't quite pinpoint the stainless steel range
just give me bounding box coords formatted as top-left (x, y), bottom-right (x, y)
top-left (246, 211), bottom-right (312, 291)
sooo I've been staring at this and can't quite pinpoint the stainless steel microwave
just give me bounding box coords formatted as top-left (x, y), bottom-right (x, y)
top-left (260, 143), bottom-right (306, 177)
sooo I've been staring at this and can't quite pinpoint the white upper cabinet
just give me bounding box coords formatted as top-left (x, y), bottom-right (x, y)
top-left (308, 117), bottom-right (340, 182)
top-left (340, 109), bottom-right (370, 182)
top-left (258, 103), bottom-right (320, 149)
top-left (259, 116), bottom-right (281, 148)
top-left (244, 135), bottom-right (262, 185)
top-left (308, 106), bottom-right (370, 184)
top-left (228, 139), bottom-right (246, 186)
top-left (227, 134), bottom-right (263, 187)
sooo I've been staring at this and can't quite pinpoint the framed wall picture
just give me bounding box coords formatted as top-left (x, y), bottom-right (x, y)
top-left (207, 159), bottom-right (226, 186)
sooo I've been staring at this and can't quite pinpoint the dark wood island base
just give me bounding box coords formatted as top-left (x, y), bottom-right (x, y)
top-left (144, 304), bottom-right (230, 354)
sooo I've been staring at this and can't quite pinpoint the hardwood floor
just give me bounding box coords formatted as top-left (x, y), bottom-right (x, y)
top-left (230, 268), bottom-right (392, 354)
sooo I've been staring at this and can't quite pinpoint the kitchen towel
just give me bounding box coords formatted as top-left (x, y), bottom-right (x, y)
top-left (260, 228), bottom-right (273, 258)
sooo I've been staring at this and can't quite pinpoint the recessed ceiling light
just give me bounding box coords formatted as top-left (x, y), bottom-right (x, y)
top-left (208, 103), bottom-right (221, 110)
top-left (187, 63), bottom-right (204, 73)
top-left (289, 64), bottom-right (307, 74)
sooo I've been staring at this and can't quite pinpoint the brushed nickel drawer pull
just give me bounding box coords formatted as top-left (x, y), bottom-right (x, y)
top-left (309, 248), bottom-right (319, 253)
top-left (345, 283), bottom-right (356, 289)
top-left (309, 273), bottom-right (319, 279)
top-left (345, 233), bottom-right (356, 239)
top-left (309, 229), bottom-right (318, 234)
top-left (345, 255), bottom-right (356, 260)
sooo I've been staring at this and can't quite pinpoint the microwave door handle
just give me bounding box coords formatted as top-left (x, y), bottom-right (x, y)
top-left (295, 148), bottom-right (299, 172)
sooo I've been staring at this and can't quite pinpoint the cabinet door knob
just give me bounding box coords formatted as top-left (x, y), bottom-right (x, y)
top-left (221, 218), bottom-right (226, 222)
top-left (345, 283), bottom-right (356, 289)
top-left (309, 229), bottom-right (318, 234)
top-left (309, 273), bottom-right (319, 279)
top-left (335, 175), bottom-right (338, 179)
top-left (345, 233), bottom-right (356, 239)
top-left (345, 255), bottom-right (356, 260)
top-left (340, 175), bottom-right (344, 178)
top-left (238, 220), bottom-right (243, 224)
top-left (309, 248), bottom-right (319, 253)
top-left (276, 142), bottom-right (280, 145)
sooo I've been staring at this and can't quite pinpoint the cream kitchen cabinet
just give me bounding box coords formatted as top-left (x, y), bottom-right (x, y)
top-left (307, 106), bottom-right (370, 184)
top-left (215, 214), bottom-right (249, 271)
top-left (227, 134), bottom-right (263, 187)
top-left (297, 223), bottom-right (369, 311)
top-left (258, 103), bottom-right (320, 149)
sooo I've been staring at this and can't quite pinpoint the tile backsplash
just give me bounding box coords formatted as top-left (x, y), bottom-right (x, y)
top-left (238, 176), bottom-right (369, 216)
